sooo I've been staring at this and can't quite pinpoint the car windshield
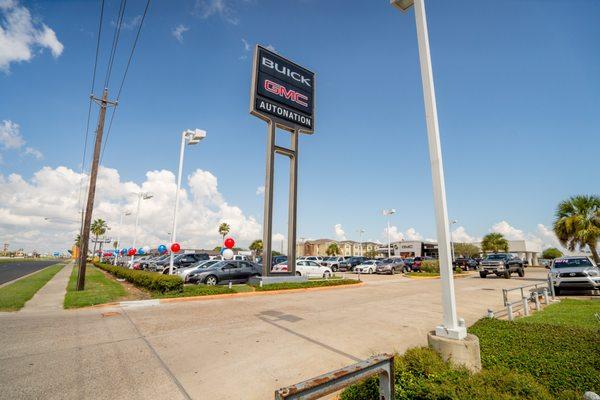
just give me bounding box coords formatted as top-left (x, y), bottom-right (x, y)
top-left (486, 254), bottom-right (508, 260)
top-left (553, 258), bottom-right (594, 268)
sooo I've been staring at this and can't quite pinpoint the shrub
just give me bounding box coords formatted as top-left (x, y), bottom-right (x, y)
top-left (340, 348), bottom-right (552, 400)
top-left (94, 262), bottom-right (183, 293)
top-left (251, 279), bottom-right (359, 291)
top-left (421, 260), bottom-right (439, 273)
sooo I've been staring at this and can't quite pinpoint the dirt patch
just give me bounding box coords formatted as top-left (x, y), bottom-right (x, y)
top-left (96, 267), bottom-right (151, 301)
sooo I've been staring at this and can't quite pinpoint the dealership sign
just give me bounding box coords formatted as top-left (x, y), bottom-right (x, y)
top-left (250, 45), bottom-right (315, 132)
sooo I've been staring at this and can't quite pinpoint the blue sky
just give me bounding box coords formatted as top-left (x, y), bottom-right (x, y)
top-left (1, 0), bottom-right (599, 252)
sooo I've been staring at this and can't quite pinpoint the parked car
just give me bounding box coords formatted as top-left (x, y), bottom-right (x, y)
top-left (338, 257), bottom-right (366, 272)
top-left (478, 253), bottom-right (524, 279)
top-left (129, 255), bottom-right (151, 270)
top-left (549, 256), bottom-right (599, 295)
top-left (272, 260), bottom-right (332, 278)
top-left (376, 258), bottom-right (405, 274)
top-left (453, 257), bottom-right (478, 271)
top-left (154, 253), bottom-right (210, 274)
top-left (139, 254), bottom-right (169, 270)
top-left (403, 257), bottom-right (415, 269)
top-left (322, 256), bottom-right (346, 271)
top-left (178, 260), bottom-right (221, 282)
top-left (187, 260), bottom-right (262, 285)
top-left (354, 260), bottom-right (381, 274)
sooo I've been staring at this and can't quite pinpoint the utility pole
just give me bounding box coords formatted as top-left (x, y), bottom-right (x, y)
top-left (77, 88), bottom-right (117, 290)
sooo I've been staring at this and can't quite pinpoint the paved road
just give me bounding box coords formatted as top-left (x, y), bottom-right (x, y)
top-left (0, 261), bottom-right (58, 285)
top-left (0, 269), bottom-right (550, 400)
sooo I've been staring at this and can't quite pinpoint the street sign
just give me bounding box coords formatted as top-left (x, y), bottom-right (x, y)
top-left (250, 45), bottom-right (315, 133)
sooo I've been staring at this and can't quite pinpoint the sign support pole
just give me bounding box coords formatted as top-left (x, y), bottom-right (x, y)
top-left (262, 119), bottom-right (276, 276)
top-left (413, 0), bottom-right (465, 339)
top-left (287, 129), bottom-right (298, 276)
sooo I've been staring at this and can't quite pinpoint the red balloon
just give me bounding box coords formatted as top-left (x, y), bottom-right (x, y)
top-left (224, 237), bottom-right (235, 249)
top-left (171, 243), bottom-right (181, 253)
top-left (128, 248), bottom-right (136, 256)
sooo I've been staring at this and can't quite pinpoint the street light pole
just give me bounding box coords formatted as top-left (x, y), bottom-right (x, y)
top-left (391, 0), bottom-right (466, 339)
top-left (114, 210), bottom-right (131, 266)
top-left (450, 219), bottom-right (458, 262)
top-left (168, 129), bottom-right (206, 275)
top-left (130, 192), bottom-right (152, 267)
top-left (357, 229), bottom-right (365, 256)
top-left (383, 209), bottom-right (396, 258)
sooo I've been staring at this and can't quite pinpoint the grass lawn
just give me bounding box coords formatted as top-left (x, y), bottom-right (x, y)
top-left (342, 298), bottom-right (600, 400)
top-left (251, 279), bottom-right (359, 291)
top-left (64, 265), bottom-right (127, 308)
top-left (0, 263), bottom-right (64, 311)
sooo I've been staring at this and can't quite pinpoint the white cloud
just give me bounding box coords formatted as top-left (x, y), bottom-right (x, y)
top-left (0, 165), bottom-right (261, 253)
top-left (0, 0), bottom-right (64, 71)
top-left (255, 185), bottom-right (264, 195)
top-left (272, 233), bottom-right (285, 242)
top-left (451, 226), bottom-right (480, 243)
top-left (383, 226), bottom-right (423, 242)
top-left (491, 220), bottom-right (524, 240)
top-left (0, 120), bottom-right (42, 159)
top-left (334, 223), bottom-right (346, 240)
top-left (195, 0), bottom-right (239, 25)
top-left (119, 15), bottom-right (142, 30)
top-left (171, 24), bottom-right (189, 43)
top-left (242, 38), bottom-right (250, 52)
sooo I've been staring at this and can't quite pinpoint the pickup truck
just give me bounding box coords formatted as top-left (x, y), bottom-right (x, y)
top-left (478, 253), bottom-right (524, 279)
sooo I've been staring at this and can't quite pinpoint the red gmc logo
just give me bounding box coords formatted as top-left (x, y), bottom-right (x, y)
top-left (264, 79), bottom-right (308, 107)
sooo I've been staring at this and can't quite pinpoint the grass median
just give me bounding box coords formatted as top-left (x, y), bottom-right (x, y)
top-left (64, 265), bottom-right (127, 309)
top-left (341, 298), bottom-right (600, 400)
top-left (251, 278), bottom-right (359, 291)
top-left (0, 263), bottom-right (64, 311)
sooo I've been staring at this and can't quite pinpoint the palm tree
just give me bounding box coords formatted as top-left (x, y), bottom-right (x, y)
top-left (326, 243), bottom-right (340, 256)
top-left (90, 219), bottom-right (108, 257)
top-left (218, 222), bottom-right (230, 241)
top-left (553, 195), bottom-right (600, 263)
top-left (74, 234), bottom-right (81, 248)
top-left (481, 233), bottom-right (508, 254)
top-left (249, 239), bottom-right (263, 254)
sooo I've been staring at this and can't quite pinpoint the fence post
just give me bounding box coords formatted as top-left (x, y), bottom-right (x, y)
top-left (522, 297), bottom-right (530, 316)
top-left (548, 275), bottom-right (556, 300)
top-left (534, 292), bottom-right (541, 310)
top-left (542, 288), bottom-right (549, 305)
top-left (487, 309), bottom-right (494, 319)
top-left (502, 289), bottom-right (508, 306)
top-left (507, 303), bottom-right (514, 321)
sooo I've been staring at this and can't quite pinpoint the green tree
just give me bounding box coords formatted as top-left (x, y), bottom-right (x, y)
top-left (249, 240), bottom-right (263, 254)
top-left (364, 249), bottom-right (378, 259)
top-left (453, 243), bottom-right (480, 258)
top-left (542, 247), bottom-right (563, 260)
top-left (218, 222), bottom-right (230, 241)
top-left (481, 233), bottom-right (508, 253)
top-left (74, 234), bottom-right (81, 248)
top-left (553, 195), bottom-right (600, 263)
top-left (326, 243), bottom-right (340, 256)
top-left (90, 219), bottom-right (108, 257)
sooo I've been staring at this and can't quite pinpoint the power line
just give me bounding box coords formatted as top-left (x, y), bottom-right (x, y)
top-left (100, 0), bottom-right (151, 163)
top-left (104, 0), bottom-right (127, 88)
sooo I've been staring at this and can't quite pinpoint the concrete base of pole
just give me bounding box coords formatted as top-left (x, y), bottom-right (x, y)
top-left (248, 275), bottom-right (308, 285)
top-left (427, 331), bottom-right (482, 373)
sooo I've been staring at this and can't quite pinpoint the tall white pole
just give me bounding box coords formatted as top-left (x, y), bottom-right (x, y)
top-left (387, 219), bottom-right (391, 258)
top-left (413, 0), bottom-right (465, 339)
top-left (113, 212), bottom-right (125, 266)
top-left (169, 132), bottom-right (187, 275)
top-left (131, 193), bottom-right (142, 268)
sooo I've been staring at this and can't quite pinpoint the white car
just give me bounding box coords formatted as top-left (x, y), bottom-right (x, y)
top-left (272, 260), bottom-right (332, 278)
top-left (354, 260), bottom-right (381, 274)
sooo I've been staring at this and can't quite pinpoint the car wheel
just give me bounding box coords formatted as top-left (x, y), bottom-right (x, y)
top-left (368, 268), bottom-right (373, 274)
top-left (204, 275), bottom-right (218, 285)
top-left (554, 287), bottom-right (561, 296)
top-left (391, 268), bottom-right (395, 275)
top-left (323, 271), bottom-right (331, 279)
top-left (503, 271), bottom-right (511, 279)
top-left (517, 268), bottom-right (525, 277)
top-left (296, 271), bottom-right (301, 276)
top-left (479, 272), bottom-right (487, 278)
top-left (332, 265), bottom-right (338, 272)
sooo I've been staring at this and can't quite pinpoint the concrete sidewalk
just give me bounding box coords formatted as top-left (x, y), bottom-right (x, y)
top-left (20, 262), bottom-right (71, 313)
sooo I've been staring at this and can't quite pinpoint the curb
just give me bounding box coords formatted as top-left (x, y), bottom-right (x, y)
top-left (91, 281), bottom-right (365, 309)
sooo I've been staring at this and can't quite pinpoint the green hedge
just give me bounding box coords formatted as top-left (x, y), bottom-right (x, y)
top-left (340, 348), bottom-right (552, 400)
top-left (94, 262), bottom-right (183, 293)
top-left (251, 279), bottom-right (359, 291)
top-left (421, 260), bottom-right (439, 273)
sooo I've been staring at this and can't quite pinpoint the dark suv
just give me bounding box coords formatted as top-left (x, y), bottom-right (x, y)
top-left (338, 257), bottom-right (367, 272)
top-left (478, 253), bottom-right (524, 279)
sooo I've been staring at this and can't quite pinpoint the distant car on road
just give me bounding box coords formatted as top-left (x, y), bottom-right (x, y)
top-left (272, 260), bottom-right (332, 278)
top-left (478, 253), bottom-right (524, 279)
top-left (375, 258), bottom-right (405, 275)
top-left (187, 260), bottom-right (262, 285)
top-left (549, 256), bottom-right (599, 295)
top-left (354, 260), bottom-right (381, 274)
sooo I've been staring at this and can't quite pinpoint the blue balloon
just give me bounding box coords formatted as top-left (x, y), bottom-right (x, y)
top-left (138, 248), bottom-right (145, 255)
top-left (158, 244), bottom-right (167, 254)
top-left (121, 248), bottom-right (128, 255)
top-left (220, 247), bottom-right (226, 255)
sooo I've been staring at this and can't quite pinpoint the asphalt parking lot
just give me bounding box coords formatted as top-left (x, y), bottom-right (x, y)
top-left (0, 268), bottom-right (551, 400)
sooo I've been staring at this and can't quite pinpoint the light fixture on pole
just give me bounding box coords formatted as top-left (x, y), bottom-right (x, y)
top-left (114, 210), bottom-right (132, 266)
top-left (390, 0), bottom-right (466, 340)
top-left (450, 219), bottom-right (458, 262)
top-left (169, 129), bottom-right (206, 275)
top-left (382, 209), bottom-right (396, 258)
top-left (130, 192), bottom-right (153, 267)
top-left (357, 229), bottom-right (365, 256)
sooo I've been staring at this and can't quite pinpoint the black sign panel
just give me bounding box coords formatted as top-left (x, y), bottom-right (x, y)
top-left (250, 45), bottom-right (315, 132)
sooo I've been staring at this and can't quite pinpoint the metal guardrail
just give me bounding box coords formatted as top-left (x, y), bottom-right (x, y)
top-left (274, 354), bottom-right (394, 400)
top-left (502, 280), bottom-right (553, 307)
top-left (499, 280), bottom-right (553, 321)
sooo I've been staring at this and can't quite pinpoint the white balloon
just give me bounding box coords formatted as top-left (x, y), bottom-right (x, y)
top-left (142, 246), bottom-right (151, 253)
top-left (222, 248), bottom-right (234, 260)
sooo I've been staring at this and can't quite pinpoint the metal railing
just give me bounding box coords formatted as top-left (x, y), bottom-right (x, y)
top-left (274, 354), bottom-right (394, 400)
top-left (498, 280), bottom-right (554, 321)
